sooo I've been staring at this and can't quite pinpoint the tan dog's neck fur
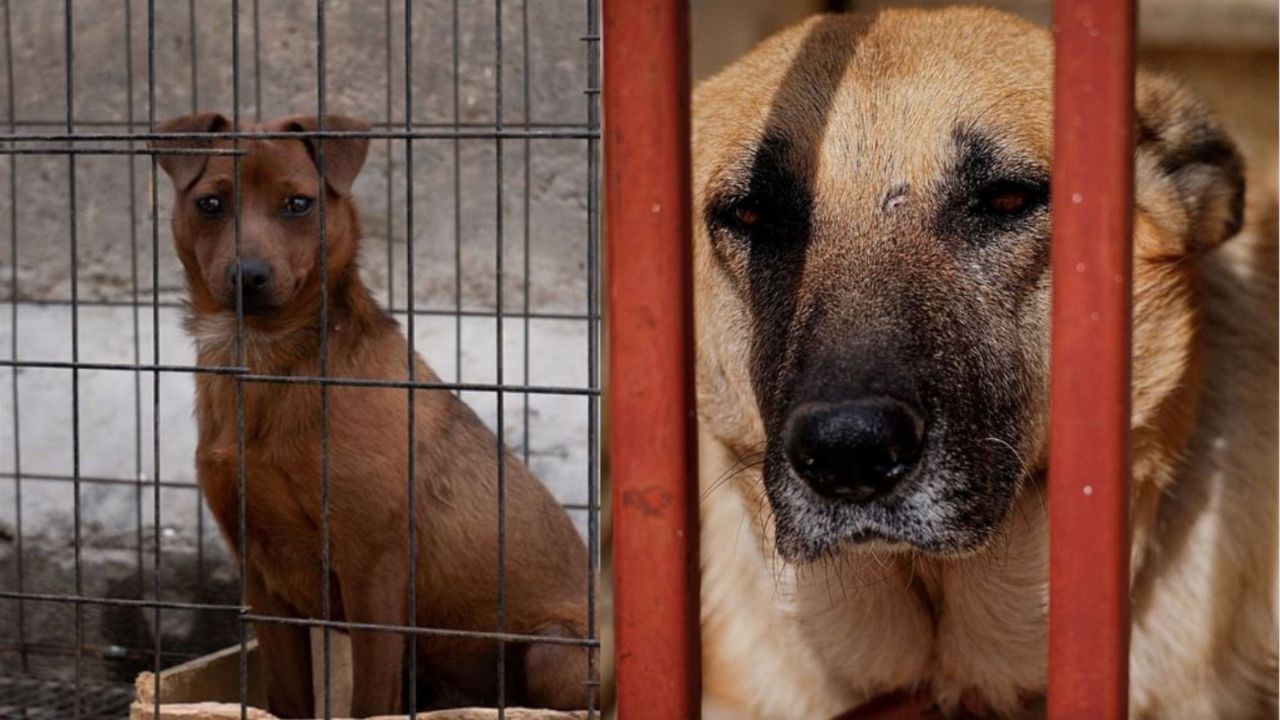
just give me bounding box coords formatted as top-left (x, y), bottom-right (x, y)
top-left (695, 9), bottom-right (1275, 719)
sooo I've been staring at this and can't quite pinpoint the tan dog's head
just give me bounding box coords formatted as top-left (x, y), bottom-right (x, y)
top-left (150, 113), bottom-right (371, 319)
top-left (694, 9), bottom-right (1244, 561)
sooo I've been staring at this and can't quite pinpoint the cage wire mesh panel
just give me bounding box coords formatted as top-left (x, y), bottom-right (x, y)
top-left (0, 0), bottom-right (601, 717)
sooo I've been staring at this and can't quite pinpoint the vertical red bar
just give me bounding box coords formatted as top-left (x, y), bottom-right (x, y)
top-left (1048, 1), bottom-right (1135, 718)
top-left (603, 0), bottom-right (700, 718)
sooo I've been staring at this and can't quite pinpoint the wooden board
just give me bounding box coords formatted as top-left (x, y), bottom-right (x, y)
top-left (131, 635), bottom-right (592, 720)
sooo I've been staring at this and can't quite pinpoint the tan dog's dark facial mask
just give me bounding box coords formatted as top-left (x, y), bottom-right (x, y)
top-left (694, 13), bottom-right (1244, 562)
top-left (708, 128), bottom-right (1053, 560)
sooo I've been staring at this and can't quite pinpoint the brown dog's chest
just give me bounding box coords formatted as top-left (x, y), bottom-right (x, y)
top-left (194, 372), bottom-right (351, 617)
top-left (200, 466), bottom-right (323, 613)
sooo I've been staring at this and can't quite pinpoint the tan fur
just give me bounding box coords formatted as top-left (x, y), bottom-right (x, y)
top-left (694, 8), bottom-right (1276, 718)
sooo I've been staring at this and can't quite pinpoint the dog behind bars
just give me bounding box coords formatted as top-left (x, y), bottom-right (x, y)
top-left (150, 113), bottom-right (591, 717)
top-left (693, 8), bottom-right (1276, 719)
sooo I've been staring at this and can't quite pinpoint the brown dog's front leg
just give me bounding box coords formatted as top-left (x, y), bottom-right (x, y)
top-left (246, 570), bottom-right (315, 718)
top-left (524, 623), bottom-right (592, 710)
top-left (340, 555), bottom-right (408, 717)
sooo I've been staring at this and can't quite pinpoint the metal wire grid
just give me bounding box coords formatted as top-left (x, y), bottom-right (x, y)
top-left (0, 675), bottom-right (135, 719)
top-left (0, 0), bottom-right (602, 717)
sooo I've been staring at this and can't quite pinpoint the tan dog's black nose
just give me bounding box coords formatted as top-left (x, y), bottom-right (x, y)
top-left (784, 398), bottom-right (924, 502)
top-left (228, 258), bottom-right (273, 310)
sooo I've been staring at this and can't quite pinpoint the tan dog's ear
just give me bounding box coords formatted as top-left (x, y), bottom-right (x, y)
top-left (148, 112), bottom-right (231, 191)
top-left (1135, 75), bottom-right (1245, 253)
top-left (278, 115), bottom-right (372, 196)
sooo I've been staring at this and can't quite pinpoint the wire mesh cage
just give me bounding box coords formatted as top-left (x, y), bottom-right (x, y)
top-left (0, 0), bottom-right (601, 717)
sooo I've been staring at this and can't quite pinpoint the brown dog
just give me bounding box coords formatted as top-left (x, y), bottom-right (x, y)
top-left (151, 113), bottom-right (591, 717)
top-left (694, 8), bottom-right (1275, 719)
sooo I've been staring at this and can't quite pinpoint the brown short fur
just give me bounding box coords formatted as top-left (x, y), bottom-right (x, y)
top-left (693, 8), bottom-right (1275, 718)
top-left (151, 114), bottom-right (591, 717)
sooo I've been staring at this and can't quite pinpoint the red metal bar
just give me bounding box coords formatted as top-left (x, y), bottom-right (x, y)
top-left (1048, 1), bottom-right (1136, 718)
top-left (603, 0), bottom-right (700, 718)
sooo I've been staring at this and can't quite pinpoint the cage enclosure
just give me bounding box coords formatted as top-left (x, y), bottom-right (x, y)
top-left (0, 0), bottom-right (601, 717)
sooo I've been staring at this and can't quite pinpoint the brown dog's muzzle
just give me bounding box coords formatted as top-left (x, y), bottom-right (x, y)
top-left (226, 257), bottom-right (276, 314)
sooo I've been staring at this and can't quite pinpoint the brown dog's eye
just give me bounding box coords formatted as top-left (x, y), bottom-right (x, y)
top-left (284, 195), bottom-right (315, 217)
top-left (976, 180), bottom-right (1047, 219)
top-left (195, 195), bottom-right (224, 217)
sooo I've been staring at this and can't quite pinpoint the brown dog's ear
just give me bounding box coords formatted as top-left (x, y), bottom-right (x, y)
top-left (278, 115), bottom-right (372, 196)
top-left (148, 112), bottom-right (231, 191)
top-left (1135, 75), bottom-right (1245, 253)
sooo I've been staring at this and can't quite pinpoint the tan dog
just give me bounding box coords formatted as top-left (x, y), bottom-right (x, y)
top-left (693, 8), bottom-right (1276, 719)
top-left (151, 114), bottom-right (591, 717)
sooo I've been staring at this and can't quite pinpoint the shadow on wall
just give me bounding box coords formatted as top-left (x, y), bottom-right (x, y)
top-left (0, 542), bottom-right (239, 684)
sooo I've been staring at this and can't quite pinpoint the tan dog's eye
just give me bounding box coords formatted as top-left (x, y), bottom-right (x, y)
top-left (733, 204), bottom-right (761, 228)
top-left (709, 190), bottom-right (796, 240)
top-left (987, 189), bottom-right (1027, 214)
top-left (195, 195), bottom-right (225, 217)
top-left (284, 195), bottom-right (316, 217)
top-left (976, 179), bottom-right (1047, 219)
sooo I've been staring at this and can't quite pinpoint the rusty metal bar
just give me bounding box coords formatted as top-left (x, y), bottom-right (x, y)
top-left (603, 0), bottom-right (700, 716)
top-left (1048, 0), bottom-right (1136, 717)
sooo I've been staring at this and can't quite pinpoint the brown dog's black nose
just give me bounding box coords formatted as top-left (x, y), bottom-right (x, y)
top-left (784, 398), bottom-right (924, 502)
top-left (228, 258), bottom-right (273, 308)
